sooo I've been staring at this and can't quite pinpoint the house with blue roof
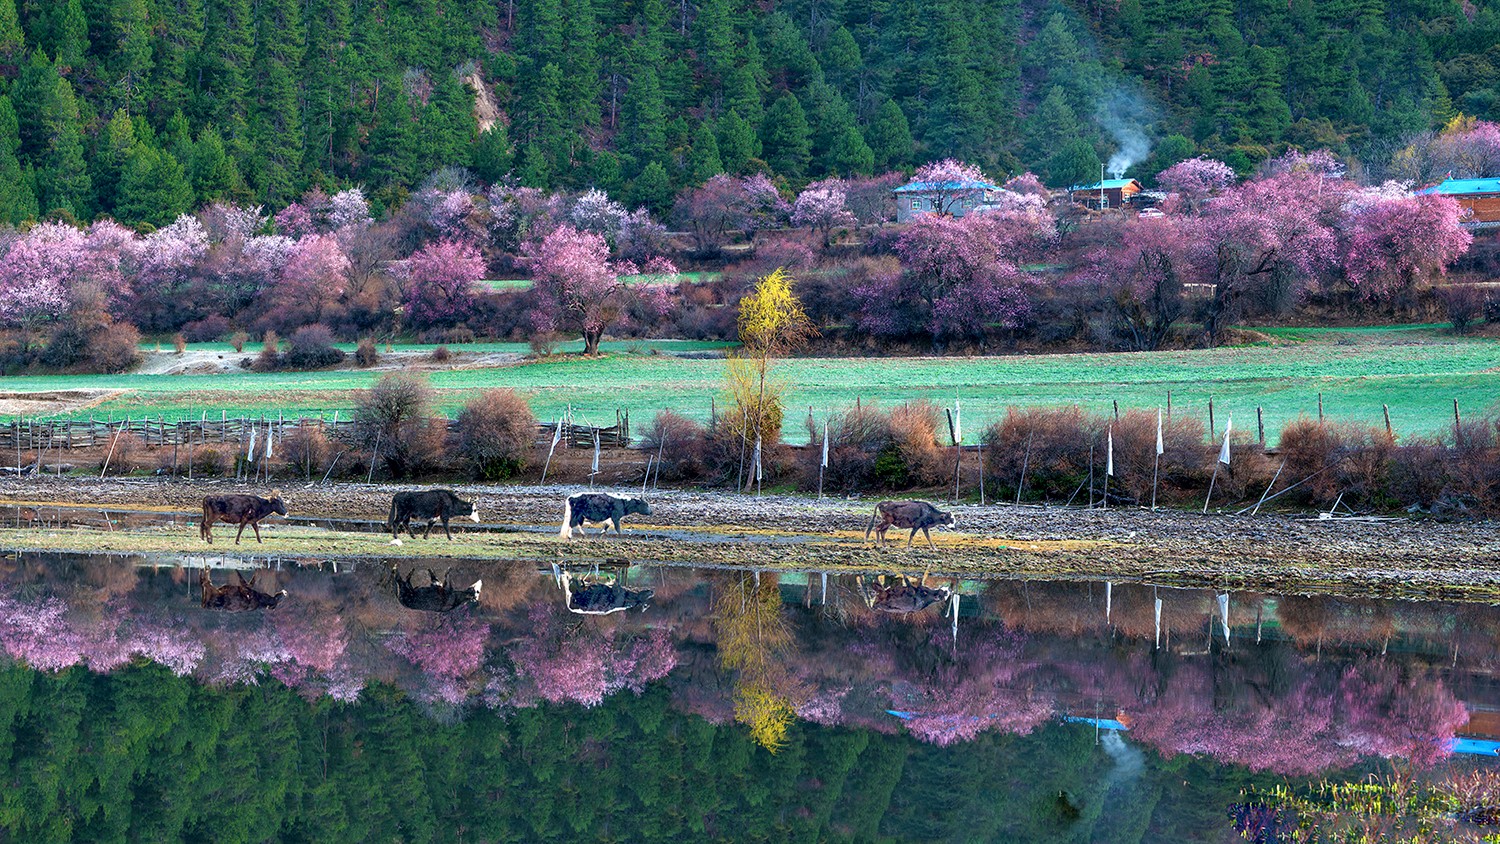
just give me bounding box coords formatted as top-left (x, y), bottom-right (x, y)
top-left (1068, 178), bottom-right (1143, 210)
top-left (892, 177), bottom-right (1008, 222)
top-left (1415, 177), bottom-right (1500, 226)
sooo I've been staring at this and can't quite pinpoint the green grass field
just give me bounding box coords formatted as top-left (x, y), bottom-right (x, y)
top-left (10, 325), bottom-right (1500, 444)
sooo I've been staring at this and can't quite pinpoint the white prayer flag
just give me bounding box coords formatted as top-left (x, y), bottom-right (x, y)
top-left (1154, 597), bottom-right (1163, 649)
top-left (246, 428), bottom-right (257, 459)
top-left (1217, 592), bottom-right (1231, 644)
top-left (753, 434), bottom-right (763, 481)
top-left (820, 420), bottom-right (830, 468)
top-left (1155, 408), bottom-right (1164, 456)
top-left (264, 425), bottom-right (273, 459)
top-left (1105, 581), bottom-right (1112, 622)
top-left (591, 429), bottom-right (600, 473)
top-left (1106, 426), bottom-right (1114, 476)
top-left (953, 399), bottom-right (962, 444)
top-left (1218, 415), bottom-right (1233, 465)
top-left (550, 418), bottom-right (561, 448)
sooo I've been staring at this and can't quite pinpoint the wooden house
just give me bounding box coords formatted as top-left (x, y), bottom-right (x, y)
top-left (1417, 178), bottom-right (1500, 226)
top-left (1069, 178), bottom-right (1143, 210)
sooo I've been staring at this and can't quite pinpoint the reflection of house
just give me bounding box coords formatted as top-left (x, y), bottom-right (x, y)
top-left (1416, 178), bottom-right (1500, 226)
top-left (1069, 178), bottom-right (1143, 210)
top-left (893, 178), bottom-right (1007, 222)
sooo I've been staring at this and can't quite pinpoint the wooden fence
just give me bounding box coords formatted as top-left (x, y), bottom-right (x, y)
top-left (0, 410), bottom-right (632, 454)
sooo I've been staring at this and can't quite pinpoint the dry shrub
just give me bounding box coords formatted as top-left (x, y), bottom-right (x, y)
top-left (1444, 418), bottom-right (1500, 514)
top-left (703, 407), bottom-right (790, 487)
top-left (799, 403), bottom-right (891, 493)
top-left (1202, 437), bottom-right (1274, 505)
top-left (1105, 409), bottom-right (1206, 504)
top-left (172, 333), bottom-right (187, 354)
top-left (230, 331), bottom-right (249, 353)
top-left (528, 332), bottom-right (560, 357)
top-left (454, 389), bottom-right (536, 480)
top-left (1389, 435), bottom-right (1449, 511)
top-left (430, 344), bottom-right (451, 362)
top-left (983, 406), bottom-right (1095, 501)
top-left (281, 422), bottom-right (333, 480)
top-left (190, 446), bottom-right (228, 477)
top-left (641, 410), bottom-right (706, 481)
top-left (1439, 283), bottom-right (1487, 334)
top-left (884, 401), bottom-right (947, 487)
top-left (355, 337), bottom-right (379, 367)
top-left (99, 431), bottom-right (145, 475)
top-left (355, 374), bottom-right (444, 479)
top-left (1277, 418), bottom-right (1394, 507)
top-left (253, 330), bottom-right (280, 371)
top-left (281, 324), bottom-right (345, 370)
top-left (82, 322), bottom-right (140, 373)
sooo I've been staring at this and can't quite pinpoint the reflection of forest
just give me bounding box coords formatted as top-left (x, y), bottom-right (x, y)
top-left (0, 553), bottom-right (1491, 787)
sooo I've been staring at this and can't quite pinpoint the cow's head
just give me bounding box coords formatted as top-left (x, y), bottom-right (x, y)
top-left (938, 509), bottom-right (956, 528)
top-left (627, 498), bottom-right (652, 516)
top-left (268, 490), bottom-right (287, 516)
top-left (268, 589), bottom-right (288, 609)
top-left (469, 503), bottom-right (481, 523)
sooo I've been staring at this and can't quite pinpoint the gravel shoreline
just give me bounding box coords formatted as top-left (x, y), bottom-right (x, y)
top-left (2, 477), bottom-right (1498, 599)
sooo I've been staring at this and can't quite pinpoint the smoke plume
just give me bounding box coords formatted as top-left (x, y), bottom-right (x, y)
top-left (1098, 86), bottom-right (1155, 178)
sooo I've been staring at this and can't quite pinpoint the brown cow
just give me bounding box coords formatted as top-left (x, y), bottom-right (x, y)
top-left (864, 500), bottom-right (956, 549)
top-left (859, 572), bottom-right (953, 615)
top-left (201, 490), bottom-right (287, 544)
top-left (200, 568), bottom-right (286, 611)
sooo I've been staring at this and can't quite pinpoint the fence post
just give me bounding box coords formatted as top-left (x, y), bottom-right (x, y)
top-left (1383, 404), bottom-right (1392, 440)
top-left (1256, 407), bottom-right (1264, 446)
top-left (1208, 398), bottom-right (1214, 439)
top-left (1455, 399), bottom-right (1462, 442)
top-left (1317, 393), bottom-right (1323, 424)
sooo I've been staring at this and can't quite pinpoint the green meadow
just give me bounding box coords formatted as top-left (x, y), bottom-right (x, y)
top-left (7, 325), bottom-right (1500, 444)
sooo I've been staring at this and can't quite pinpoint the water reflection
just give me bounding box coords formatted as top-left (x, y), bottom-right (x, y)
top-left (0, 549), bottom-right (1493, 779)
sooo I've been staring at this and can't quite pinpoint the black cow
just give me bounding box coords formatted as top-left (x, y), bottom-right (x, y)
top-left (387, 489), bottom-right (480, 544)
top-left (390, 565), bottom-right (482, 612)
top-left (201, 491), bottom-right (287, 544)
top-left (200, 568), bottom-right (286, 611)
top-left (559, 493), bottom-right (651, 539)
top-left (865, 500), bottom-right (956, 549)
top-left (860, 573), bottom-right (952, 614)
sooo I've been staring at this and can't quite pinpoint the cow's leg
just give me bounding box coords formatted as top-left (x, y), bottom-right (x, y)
top-left (922, 526), bottom-right (935, 550)
top-left (428, 568), bottom-right (442, 586)
top-left (234, 519), bottom-right (248, 545)
top-left (202, 514), bottom-right (214, 544)
top-left (613, 516), bottom-right (623, 536)
top-left (442, 515), bottom-right (452, 540)
top-left (906, 527), bottom-right (917, 548)
top-left (251, 519), bottom-right (264, 543)
top-left (439, 567), bottom-right (453, 587)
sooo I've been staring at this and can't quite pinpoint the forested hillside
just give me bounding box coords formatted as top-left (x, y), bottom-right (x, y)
top-left (2, 0), bottom-right (1497, 226)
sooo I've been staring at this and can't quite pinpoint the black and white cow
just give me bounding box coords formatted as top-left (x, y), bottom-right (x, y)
top-left (387, 489), bottom-right (480, 544)
top-left (558, 493), bottom-right (652, 539)
top-left (864, 500), bottom-right (957, 549)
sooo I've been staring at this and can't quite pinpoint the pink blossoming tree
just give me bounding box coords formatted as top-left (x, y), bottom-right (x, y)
top-left (393, 238), bottom-right (486, 331)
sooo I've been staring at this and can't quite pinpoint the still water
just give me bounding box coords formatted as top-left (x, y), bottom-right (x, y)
top-left (0, 549), bottom-right (1496, 842)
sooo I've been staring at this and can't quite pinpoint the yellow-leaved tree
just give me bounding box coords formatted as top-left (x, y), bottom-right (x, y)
top-left (713, 572), bottom-right (804, 753)
top-left (727, 267), bottom-right (814, 490)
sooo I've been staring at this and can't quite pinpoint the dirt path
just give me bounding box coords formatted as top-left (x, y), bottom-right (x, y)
top-left (2, 477), bottom-right (1498, 600)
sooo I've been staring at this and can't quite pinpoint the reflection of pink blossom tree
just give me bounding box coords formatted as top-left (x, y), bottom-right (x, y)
top-left (508, 603), bottom-right (677, 707)
top-left (386, 613), bottom-right (491, 705)
top-left (0, 595), bottom-right (85, 670)
top-left (893, 629), bottom-right (1051, 746)
top-left (1340, 660), bottom-right (1467, 768)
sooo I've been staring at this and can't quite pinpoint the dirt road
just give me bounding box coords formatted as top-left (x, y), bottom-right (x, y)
top-left (2, 476), bottom-right (1498, 600)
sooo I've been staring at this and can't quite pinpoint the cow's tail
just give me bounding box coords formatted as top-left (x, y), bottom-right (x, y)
top-left (864, 506), bottom-right (879, 541)
top-left (559, 498), bottom-right (573, 539)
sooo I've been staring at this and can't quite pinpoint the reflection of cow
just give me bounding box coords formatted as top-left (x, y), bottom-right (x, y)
top-left (391, 565), bottom-right (482, 612)
top-left (559, 493), bottom-right (651, 539)
top-left (201, 491), bottom-right (287, 544)
top-left (387, 489), bottom-right (480, 544)
top-left (558, 563), bottom-right (653, 614)
top-left (200, 568), bottom-right (286, 611)
top-left (865, 500), bottom-right (956, 549)
top-left (860, 573), bottom-right (952, 615)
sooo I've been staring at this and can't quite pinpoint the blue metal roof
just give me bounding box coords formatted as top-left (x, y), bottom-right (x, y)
top-left (1070, 179), bottom-right (1140, 191)
top-left (1416, 178), bottom-right (1500, 196)
top-left (893, 179), bottom-right (1002, 193)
